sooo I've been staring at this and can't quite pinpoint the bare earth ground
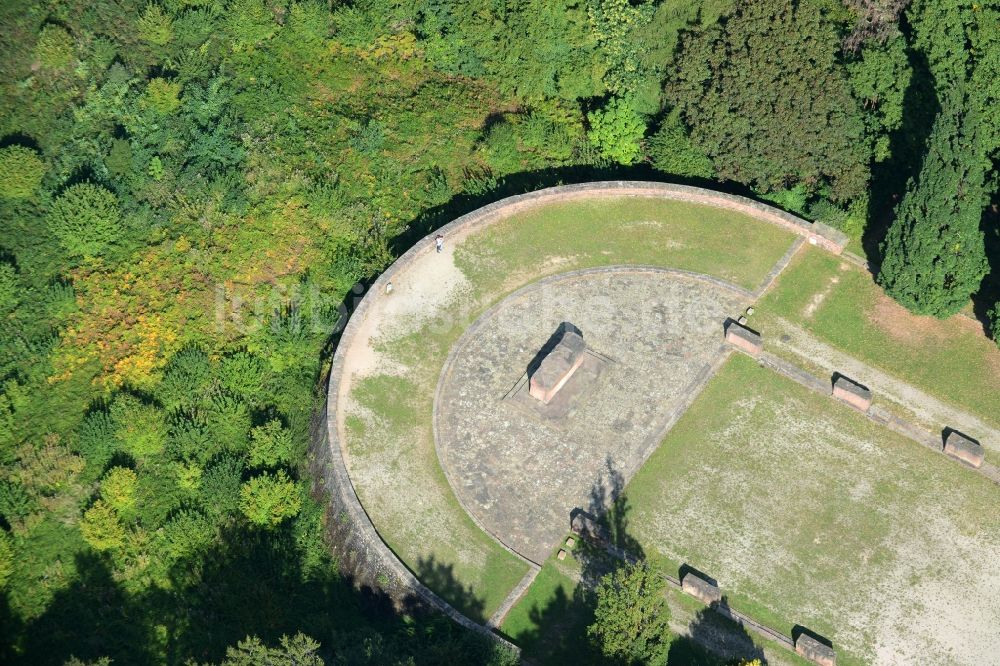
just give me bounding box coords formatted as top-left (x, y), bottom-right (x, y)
top-left (340, 237), bottom-right (529, 619)
top-left (626, 354), bottom-right (1000, 666)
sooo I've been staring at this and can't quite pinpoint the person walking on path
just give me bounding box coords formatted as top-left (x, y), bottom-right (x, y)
top-left (435, 234), bottom-right (444, 253)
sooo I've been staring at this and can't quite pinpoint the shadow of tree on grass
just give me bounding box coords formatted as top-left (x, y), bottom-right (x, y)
top-left (685, 597), bottom-right (767, 665)
top-left (414, 555), bottom-right (488, 625)
top-left (502, 583), bottom-right (601, 666)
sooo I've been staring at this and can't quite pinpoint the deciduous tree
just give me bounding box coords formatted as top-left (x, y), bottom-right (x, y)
top-left (239, 470), bottom-right (301, 527)
top-left (587, 97), bottom-right (645, 165)
top-left (0, 146), bottom-right (45, 198)
top-left (80, 499), bottom-right (126, 551)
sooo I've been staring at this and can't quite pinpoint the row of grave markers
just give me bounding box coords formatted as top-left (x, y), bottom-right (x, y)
top-left (724, 319), bottom-right (987, 469)
top-left (568, 510), bottom-right (836, 666)
top-left (681, 570), bottom-right (837, 666)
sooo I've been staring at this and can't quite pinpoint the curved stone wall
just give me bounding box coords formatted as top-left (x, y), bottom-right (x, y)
top-left (313, 181), bottom-right (847, 647)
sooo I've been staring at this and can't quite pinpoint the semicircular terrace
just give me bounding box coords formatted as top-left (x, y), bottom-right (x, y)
top-left (317, 181), bottom-right (837, 633)
top-left (433, 266), bottom-right (750, 565)
top-left (317, 181), bottom-right (1000, 665)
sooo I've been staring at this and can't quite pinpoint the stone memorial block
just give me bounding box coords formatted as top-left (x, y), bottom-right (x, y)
top-left (724, 321), bottom-right (762, 356)
top-left (944, 430), bottom-right (985, 468)
top-left (557, 549), bottom-right (567, 560)
top-left (832, 375), bottom-right (873, 411)
top-left (681, 572), bottom-right (722, 605)
top-left (795, 632), bottom-right (836, 666)
top-left (529, 329), bottom-right (586, 403)
top-left (565, 536), bottom-right (576, 548)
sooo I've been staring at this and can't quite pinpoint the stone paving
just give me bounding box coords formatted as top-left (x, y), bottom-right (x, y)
top-left (434, 267), bottom-right (747, 564)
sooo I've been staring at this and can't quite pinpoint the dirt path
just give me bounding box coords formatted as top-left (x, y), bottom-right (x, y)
top-left (772, 318), bottom-right (1000, 450)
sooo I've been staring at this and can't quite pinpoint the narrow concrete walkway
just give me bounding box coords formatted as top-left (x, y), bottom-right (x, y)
top-left (754, 237), bottom-right (805, 298)
top-left (486, 564), bottom-right (542, 629)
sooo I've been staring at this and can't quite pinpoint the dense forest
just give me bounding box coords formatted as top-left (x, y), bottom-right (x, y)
top-left (1, 0), bottom-right (998, 663)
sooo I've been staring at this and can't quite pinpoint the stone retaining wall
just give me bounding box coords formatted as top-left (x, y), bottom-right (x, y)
top-left (316, 181), bottom-right (852, 652)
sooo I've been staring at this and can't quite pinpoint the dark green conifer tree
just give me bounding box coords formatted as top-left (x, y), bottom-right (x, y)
top-left (878, 91), bottom-right (990, 318)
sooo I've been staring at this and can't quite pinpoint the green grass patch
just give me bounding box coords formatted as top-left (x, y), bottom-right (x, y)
top-left (756, 246), bottom-right (1000, 428)
top-left (625, 353), bottom-right (1000, 664)
top-left (348, 373), bottom-right (528, 620)
top-left (456, 196), bottom-right (797, 293)
top-left (500, 557), bottom-right (597, 665)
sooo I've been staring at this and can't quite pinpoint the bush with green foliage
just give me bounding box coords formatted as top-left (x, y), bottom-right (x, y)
top-left (670, 0), bottom-right (869, 201)
top-left (763, 184), bottom-right (810, 217)
top-left (110, 394), bottom-right (168, 458)
top-left (216, 632), bottom-right (323, 666)
top-left (249, 420), bottom-right (293, 468)
top-left (80, 499), bottom-right (126, 551)
top-left (143, 78), bottom-right (182, 114)
top-left (0, 146), bottom-right (45, 198)
top-left (587, 0), bottom-right (657, 102)
top-left (137, 3), bottom-right (174, 46)
top-left (219, 351), bottom-right (267, 403)
top-left (647, 111), bottom-right (713, 178)
top-left (159, 509), bottom-right (214, 562)
top-left (228, 0), bottom-right (279, 49)
top-left (100, 466), bottom-right (138, 516)
top-left (588, 560), bottom-right (671, 664)
top-left (879, 92), bottom-right (990, 318)
top-left (33, 24), bottom-right (74, 69)
top-left (156, 347), bottom-right (213, 411)
top-left (47, 183), bottom-right (122, 257)
top-left (0, 531), bottom-right (13, 588)
top-left (517, 113), bottom-right (577, 161)
top-left (201, 454), bottom-right (246, 518)
top-left (0, 479), bottom-right (35, 527)
top-left (587, 97), bottom-right (645, 164)
top-left (0, 263), bottom-right (18, 311)
top-left (239, 470), bottom-right (302, 527)
top-left (480, 121), bottom-right (523, 174)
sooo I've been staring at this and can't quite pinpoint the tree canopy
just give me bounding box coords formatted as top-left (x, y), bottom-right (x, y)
top-left (670, 0), bottom-right (870, 201)
top-left (878, 90), bottom-right (990, 317)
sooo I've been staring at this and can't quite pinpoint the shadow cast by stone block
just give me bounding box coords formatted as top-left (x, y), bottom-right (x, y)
top-left (526, 322), bottom-right (583, 377)
top-left (941, 426), bottom-right (978, 447)
top-left (792, 624), bottom-right (834, 649)
top-left (830, 371), bottom-right (869, 392)
top-left (683, 597), bottom-right (767, 665)
top-left (723, 317), bottom-right (760, 337)
top-left (678, 563), bottom-right (718, 588)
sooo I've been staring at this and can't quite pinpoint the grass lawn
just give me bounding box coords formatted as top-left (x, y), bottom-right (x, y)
top-left (344, 195), bottom-right (797, 620)
top-left (624, 353), bottom-right (1000, 665)
top-left (755, 245), bottom-right (1000, 429)
top-left (456, 196), bottom-right (797, 293)
top-left (500, 555), bottom-right (598, 665)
